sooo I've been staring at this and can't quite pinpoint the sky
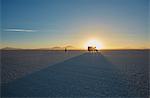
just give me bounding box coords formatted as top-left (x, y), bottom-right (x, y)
top-left (1, 0), bottom-right (149, 49)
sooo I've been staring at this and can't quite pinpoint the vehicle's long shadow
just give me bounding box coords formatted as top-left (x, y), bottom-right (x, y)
top-left (1, 52), bottom-right (145, 97)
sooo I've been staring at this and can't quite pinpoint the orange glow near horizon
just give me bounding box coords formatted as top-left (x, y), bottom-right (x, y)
top-left (84, 39), bottom-right (103, 50)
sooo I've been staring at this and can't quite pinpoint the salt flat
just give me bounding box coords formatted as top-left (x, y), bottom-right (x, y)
top-left (1, 50), bottom-right (84, 83)
top-left (1, 50), bottom-right (149, 97)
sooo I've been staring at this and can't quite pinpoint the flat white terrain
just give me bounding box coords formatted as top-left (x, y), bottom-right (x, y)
top-left (1, 50), bottom-right (149, 97)
top-left (1, 50), bottom-right (84, 83)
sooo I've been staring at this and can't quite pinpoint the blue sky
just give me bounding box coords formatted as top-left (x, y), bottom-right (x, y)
top-left (1, 0), bottom-right (149, 49)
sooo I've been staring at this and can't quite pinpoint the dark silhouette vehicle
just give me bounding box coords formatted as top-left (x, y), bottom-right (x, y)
top-left (88, 46), bottom-right (98, 52)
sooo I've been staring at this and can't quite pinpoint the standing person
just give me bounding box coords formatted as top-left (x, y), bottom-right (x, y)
top-left (65, 48), bottom-right (67, 52)
top-left (96, 49), bottom-right (98, 52)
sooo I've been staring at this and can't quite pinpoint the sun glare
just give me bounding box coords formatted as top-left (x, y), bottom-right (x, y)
top-left (85, 39), bottom-right (103, 50)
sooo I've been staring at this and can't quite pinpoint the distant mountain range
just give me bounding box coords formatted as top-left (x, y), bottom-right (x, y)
top-left (1, 46), bottom-right (75, 50)
top-left (1, 47), bottom-right (22, 50)
top-left (47, 45), bottom-right (75, 50)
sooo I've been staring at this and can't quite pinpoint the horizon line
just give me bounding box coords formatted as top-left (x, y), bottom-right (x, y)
top-left (1, 48), bottom-right (149, 51)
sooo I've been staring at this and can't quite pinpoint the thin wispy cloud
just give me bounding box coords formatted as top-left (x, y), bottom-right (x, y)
top-left (4, 28), bottom-right (37, 32)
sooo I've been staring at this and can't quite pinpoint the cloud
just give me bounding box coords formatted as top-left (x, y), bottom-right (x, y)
top-left (4, 28), bottom-right (37, 32)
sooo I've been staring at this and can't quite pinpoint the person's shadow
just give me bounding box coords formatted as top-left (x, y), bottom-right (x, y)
top-left (1, 52), bottom-right (148, 97)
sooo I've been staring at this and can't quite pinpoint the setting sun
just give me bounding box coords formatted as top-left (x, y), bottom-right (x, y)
top-left (85, 39), bottom-right (103, 50)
